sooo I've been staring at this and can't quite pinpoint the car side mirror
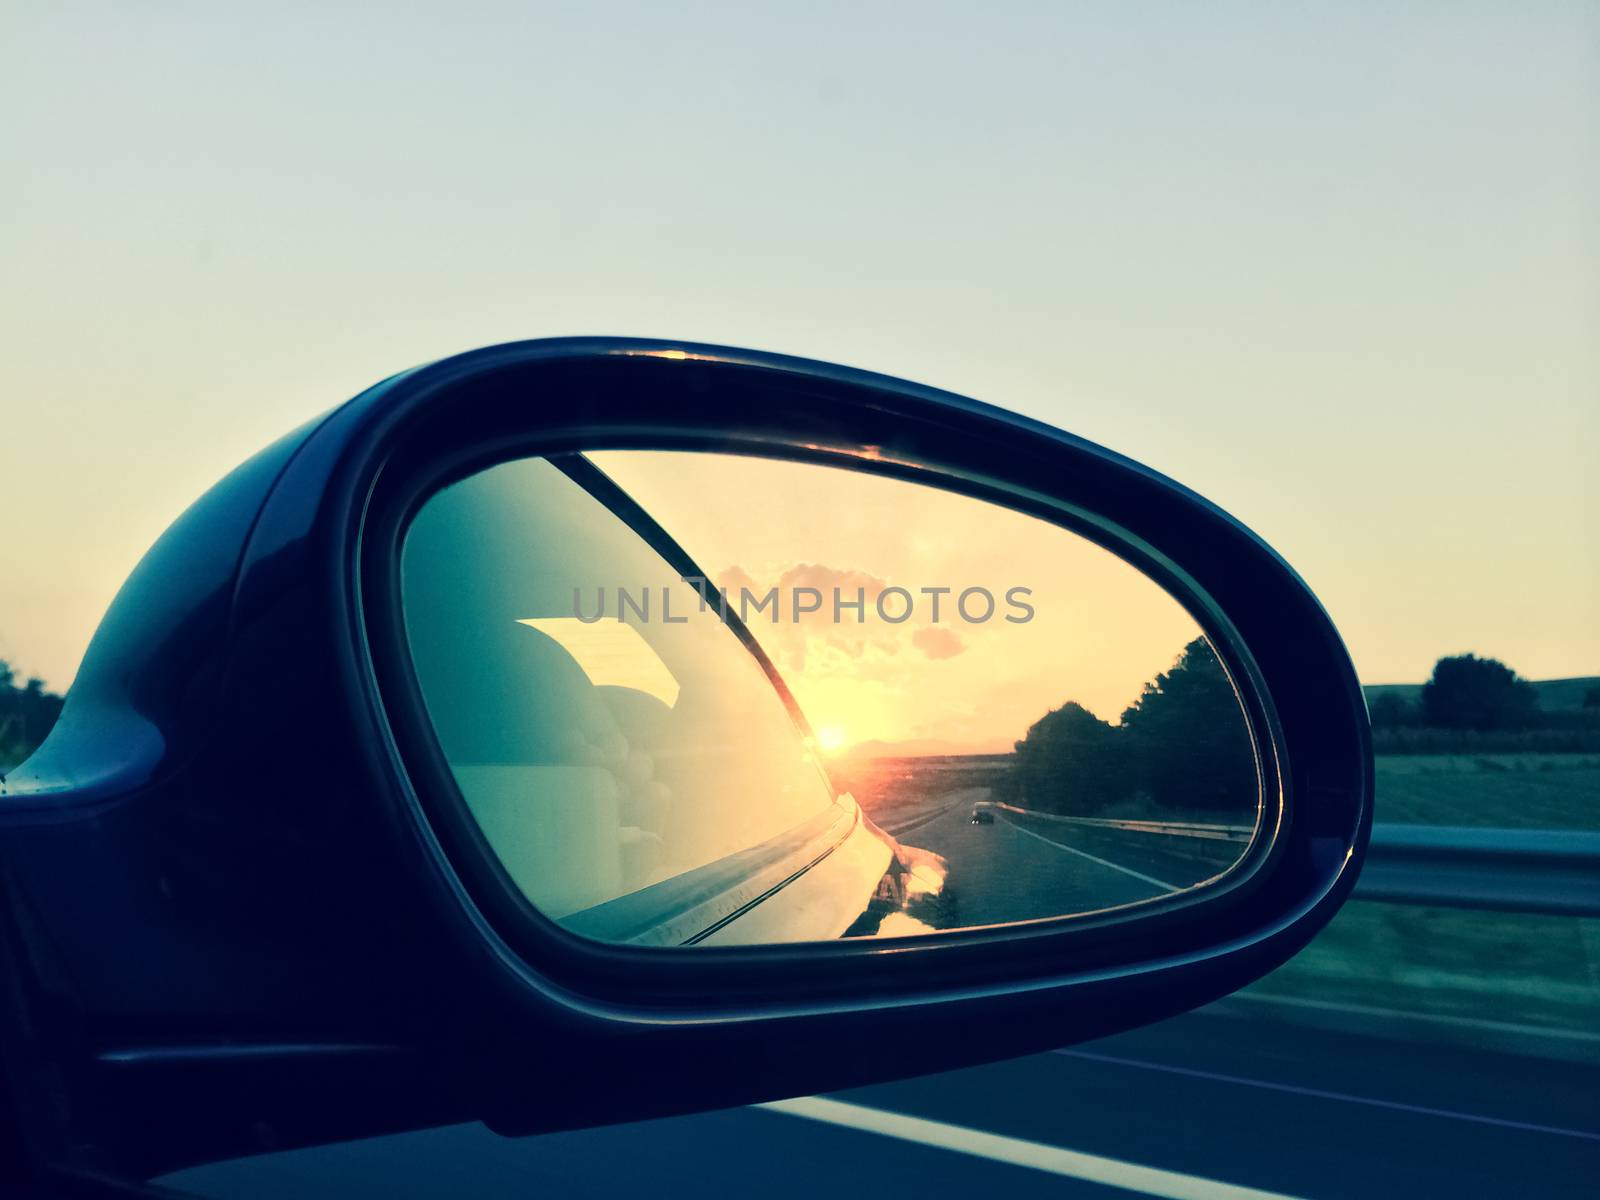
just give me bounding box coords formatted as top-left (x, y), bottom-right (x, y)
top-left (0, 339), bottom-right (1371, 1180)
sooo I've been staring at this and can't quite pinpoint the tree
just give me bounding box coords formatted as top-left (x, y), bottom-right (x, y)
top-left (0, 658), bottom-right (65, 772)
top-left (1419, 654), bottom-right (1538, 731)
top-left (1010, 701), bottom-right (1129, 815)
top-left (1118, 638), bottom-right (1256, 815)
top-left (1006, 638), bottom-right (1256, 819)
top-left (1368, 692), bottom-right (1415, 728)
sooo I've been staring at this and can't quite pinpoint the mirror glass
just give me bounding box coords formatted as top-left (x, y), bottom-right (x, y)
top-left (400, 451), bottom-right (1262, 946)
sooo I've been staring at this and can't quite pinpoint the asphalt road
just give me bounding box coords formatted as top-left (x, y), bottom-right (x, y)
top-left (162, 1004), bottom-right (1600, 1198)
top-left (883, 787), bottom-right (1243, 926)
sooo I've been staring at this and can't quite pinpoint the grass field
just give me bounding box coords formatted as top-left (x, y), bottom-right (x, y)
top-left (1374, 752), bottom-right (1600, 830)
top-left (1245, 752), bottom-right (1599, 1059)
top-left (1244, 902), bottom-right (1600, 1062)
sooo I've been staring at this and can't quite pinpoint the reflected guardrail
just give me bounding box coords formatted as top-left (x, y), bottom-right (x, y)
top-left (983, 801), bottom-right (1600, 916)
top-left (1358, 824), bottom-right (1600, 916)
top-left (936, 796), bottom-right (1600, 916)
top-left (987, 801), bottom-right (1254, 843)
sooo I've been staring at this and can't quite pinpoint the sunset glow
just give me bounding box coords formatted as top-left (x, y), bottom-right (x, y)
top-left (591, 450), bottom-right (1203, 760)
top-left (815, 724), bottom-right (849, 755)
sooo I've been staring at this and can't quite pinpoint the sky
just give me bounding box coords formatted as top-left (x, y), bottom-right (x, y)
top-left (4, 2), bottom-right (1597, 695)
top-left (593, 450), bottom-right (1208, 754)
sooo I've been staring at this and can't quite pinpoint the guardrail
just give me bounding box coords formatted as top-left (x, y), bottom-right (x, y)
top-left (1358, 824), bottom-right (1600, 916)
top-left (988, 801), bottom-right (1600, 915)
top-left (986, 801), bottom-right (1254, 843)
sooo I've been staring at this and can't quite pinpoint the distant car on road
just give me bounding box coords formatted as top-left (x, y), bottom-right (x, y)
top-left (971, 809), bottom-right (995, 825)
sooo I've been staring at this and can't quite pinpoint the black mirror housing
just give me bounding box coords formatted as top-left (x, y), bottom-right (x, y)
top-left (0, 339), bottom-right (1371, 1180)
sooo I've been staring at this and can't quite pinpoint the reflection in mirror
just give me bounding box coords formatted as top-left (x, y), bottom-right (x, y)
top-left (400, 451), bottom-right (1261, 947)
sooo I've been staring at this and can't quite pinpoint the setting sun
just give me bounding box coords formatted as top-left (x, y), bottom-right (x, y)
top-left (815, 724), bottom-right (849, 755)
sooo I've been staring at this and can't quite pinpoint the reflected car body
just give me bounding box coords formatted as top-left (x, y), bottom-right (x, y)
top-left (401, 451), bottom-right (942, 948)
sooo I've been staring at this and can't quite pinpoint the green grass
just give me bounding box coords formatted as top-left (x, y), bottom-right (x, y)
top-left (1374, 753), bottom-right (1600, 830)
top-left (1245, 902), bottom-right (1600, 1058)
top-left (1240, 759), bottom-right (1600, 1059)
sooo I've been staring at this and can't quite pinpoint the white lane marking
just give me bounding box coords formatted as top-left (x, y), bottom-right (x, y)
top-left (1000, 813), bottom-right (1180, 893)
top-left (759, 1096), bottom-right (1307, 1200)
top-left (1056, 1048), bottom-right (1600, 1143)
top-left (1226, 990), bottom-right (1600, 1043)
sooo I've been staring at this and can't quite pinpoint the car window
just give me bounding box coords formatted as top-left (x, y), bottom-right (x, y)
top-left (401, 455), bottom-right (839, 925)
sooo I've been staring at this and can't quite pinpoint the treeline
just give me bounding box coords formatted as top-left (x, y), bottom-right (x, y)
top-left (1369, 654), bottom-right (1600, 755)
top-left (999, 638), bottom-right (1256, 819)
top-left (0, 660), bottom-right (64, 773)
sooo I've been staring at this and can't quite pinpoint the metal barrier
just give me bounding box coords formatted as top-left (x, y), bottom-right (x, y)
top-left (1357, 824), bottom-right (1600, 916)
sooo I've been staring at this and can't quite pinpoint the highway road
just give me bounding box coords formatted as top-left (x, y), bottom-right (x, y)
top-left (162, 1002), bottom-right (1600, 1198)
top-left (878, 786), bottom-right (1244, 927)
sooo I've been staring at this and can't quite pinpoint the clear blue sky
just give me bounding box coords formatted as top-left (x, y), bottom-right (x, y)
top-left (4, 2), bottom-right (1596, 692)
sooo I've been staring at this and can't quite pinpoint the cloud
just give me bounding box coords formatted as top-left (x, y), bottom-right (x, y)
top-left (714, 564), bottom-right (760, 595)
top-left (710, 561), bottom-right (946, 677)
top-left (912, 626), bottom-right (965, 660)
top-left (775, 562), bottom-right (888, 604)
top-left (714, 562), bottom-right (891, 631)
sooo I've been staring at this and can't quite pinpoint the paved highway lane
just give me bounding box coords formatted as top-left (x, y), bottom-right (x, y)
top-left (880, 787), bottom-right (1244, 927)
top-left (897, 792), bottom-right (1164, 924)
top-left (840, 1011), bottom-right (1600, 1198)
top-left (1001, 809), bottom-right (1243, 890)
top-left (163, 1006), bottom-right (1600, 1198)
